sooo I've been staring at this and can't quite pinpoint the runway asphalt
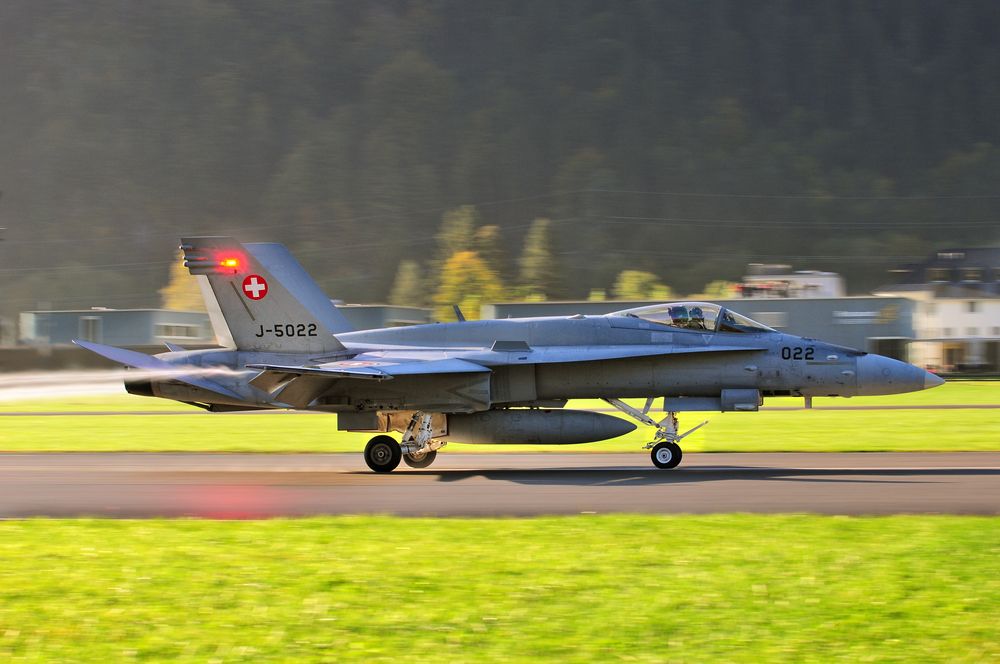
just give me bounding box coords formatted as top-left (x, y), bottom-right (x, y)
top-left (1, 452), bottom-right (998, 518)
top-left (3, 404), bottom-right (999, 415)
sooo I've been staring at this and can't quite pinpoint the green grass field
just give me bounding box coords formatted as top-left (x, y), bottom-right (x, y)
top-left (1, 381), bottom-right (998, 453)
top-left (0, 516), bottom-right (996, 662)
top-left (5, 379), bottom-right (997, 413)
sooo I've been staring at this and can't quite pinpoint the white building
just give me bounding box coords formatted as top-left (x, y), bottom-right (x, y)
top-left (738, 264), bottom-right (845, 299)
top-left (875, 248), bottom-right (1000, 372)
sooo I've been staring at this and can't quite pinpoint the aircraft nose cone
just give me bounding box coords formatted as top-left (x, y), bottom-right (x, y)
top-left (856, 354), bottom-right (930, 396)
top-left (924, 371), bottom-right (945, 390)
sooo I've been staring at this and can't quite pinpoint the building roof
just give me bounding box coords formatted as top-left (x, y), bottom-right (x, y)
top-left (22, 308), bottom-right (206, 315)
top-left (876, 247), bottom-right (1000, 298)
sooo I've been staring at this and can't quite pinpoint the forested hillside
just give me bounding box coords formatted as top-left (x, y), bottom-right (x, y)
top-left (2, 1), bottom-right (999, 319)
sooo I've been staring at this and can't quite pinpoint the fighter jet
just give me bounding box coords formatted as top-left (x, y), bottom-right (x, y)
top-left (75, 237), bottom-right (944, 472)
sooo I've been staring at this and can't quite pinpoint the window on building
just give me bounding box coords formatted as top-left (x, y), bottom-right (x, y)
top-left (962, 267), bottom-right (983, 282)
top-left (928, 267), bottom-right (951, 282)
top-left (993, 267), bottom-right (1000, 282)
top-left (78, 316), bottom-right (102, 343)
top-left (869, 338), bottom-right (908, 362)
top-left (943, 328), bottom-right (952, 337)
top-left (155, 324), bottom-right (201, 339)
top-left (968, 327), bottom-right (979, 337)
top-left (968, 301), bottom-right (979, 313)
top-left (993, 327), bottom-right (1000, 337)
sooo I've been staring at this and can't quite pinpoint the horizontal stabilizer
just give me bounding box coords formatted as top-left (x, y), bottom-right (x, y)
top-left (73, 339), bottom-right (244, 400)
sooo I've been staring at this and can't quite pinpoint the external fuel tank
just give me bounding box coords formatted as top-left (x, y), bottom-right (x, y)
top-left (443, 409), bottom-right (636, 445)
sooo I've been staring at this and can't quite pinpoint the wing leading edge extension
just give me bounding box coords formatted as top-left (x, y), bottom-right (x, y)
top-left (247, 357), bottom-right (490, 388)
top-left (247, 357), bottom-right (492, 408)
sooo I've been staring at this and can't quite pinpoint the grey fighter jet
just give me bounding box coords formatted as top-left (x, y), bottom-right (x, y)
top-left (76, 237), bottom-right (944, 472)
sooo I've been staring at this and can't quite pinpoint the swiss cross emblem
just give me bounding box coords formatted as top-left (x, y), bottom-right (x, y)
top-left (242, 274), bottom-right (268, 300)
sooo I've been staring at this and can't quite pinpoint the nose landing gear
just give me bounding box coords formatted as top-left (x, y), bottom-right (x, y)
top-left (603, 398), bottom-right (708, 470)
top-left (650, 441), bottom-right (682, 469)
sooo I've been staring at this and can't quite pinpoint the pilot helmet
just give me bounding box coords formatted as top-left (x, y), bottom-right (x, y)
top-left (689, 306), bottom-right (704, 321)
top-left (668, 305), bottom-right (689, 322)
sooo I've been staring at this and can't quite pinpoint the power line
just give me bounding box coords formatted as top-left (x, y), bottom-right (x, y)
top-left (602, 215), bottom-right (998, 229)
top-left (556, 249), bottom-right (923, 263)
top-left (0, 261), bottom-right (173, 274)
top-left (2, 217), bottom-right (565, 273)
top-left (5, 185), bottom-right (1000, 246)
top-left (0, 191), bottom-right (570, 247)
top-left (587, 188), bottom-right (1000, 201)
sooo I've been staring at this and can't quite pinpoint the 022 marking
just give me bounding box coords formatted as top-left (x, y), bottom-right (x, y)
top-left (780, 346), bottom-right (815, 360)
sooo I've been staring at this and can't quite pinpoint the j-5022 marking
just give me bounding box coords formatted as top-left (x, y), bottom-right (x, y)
top-left (255, 323), bottom-right (318, 338)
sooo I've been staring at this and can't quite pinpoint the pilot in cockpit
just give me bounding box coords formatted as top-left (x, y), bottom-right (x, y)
top-left (668, 305), bottom-right (689, 327)
top-left (687, 306), bottom-right (707, 330)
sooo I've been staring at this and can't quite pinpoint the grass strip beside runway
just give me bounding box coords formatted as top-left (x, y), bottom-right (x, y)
top-left (0, 516), bottom-right (996, 662)
top-left (1, 381), bottom-right (998, 452)
top-left (4, 379), bottom-right (995, 412)
top-left (2, 406), bottom-right (998, 452)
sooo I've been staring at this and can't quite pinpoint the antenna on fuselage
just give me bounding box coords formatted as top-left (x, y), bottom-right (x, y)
top-left (452, 304), bottom-right (466, 322)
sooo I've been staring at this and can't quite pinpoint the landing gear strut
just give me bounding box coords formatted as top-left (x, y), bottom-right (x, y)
top-left (364, 412), bottom-right (445, 473)
top-left (400, 412), bottom-right (445, 468)
top-left (603, 398), bottom-right (708, 470)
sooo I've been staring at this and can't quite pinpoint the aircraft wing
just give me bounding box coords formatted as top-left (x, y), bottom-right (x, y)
top-left (247, 357), bottom-right (491, 391)
top-left (73, 339), bottom-right (245, 400)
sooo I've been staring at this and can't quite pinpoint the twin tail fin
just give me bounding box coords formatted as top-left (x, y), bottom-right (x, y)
top-left (180, 236), bottom-right (351, 354)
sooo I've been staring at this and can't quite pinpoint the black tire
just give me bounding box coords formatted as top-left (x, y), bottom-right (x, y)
top-left (403, 449), bottom-right (437, 469)
top-left (364, 435), bottom-right (402, 473)
top-left (650, 441), bottom-right (682, 469)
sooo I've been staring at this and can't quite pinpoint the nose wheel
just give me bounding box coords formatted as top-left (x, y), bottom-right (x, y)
top-left (603, 398), bottom-right (707, 470)
top-left (650, 441), bottom-right (682, 469)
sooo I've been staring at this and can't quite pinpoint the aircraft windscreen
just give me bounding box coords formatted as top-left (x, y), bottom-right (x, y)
top-left (610, 302), bottom-right (774, 334)
top-left (716, 309), bottom-right (775, 333)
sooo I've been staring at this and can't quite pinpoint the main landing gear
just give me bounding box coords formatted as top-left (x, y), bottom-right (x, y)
top-left (364, 435), bottom-right (401, 473)
top-left (362, 412), bottom-right (445, 473)
top-left (402, 448), bottom-right (437, 469)
top-left (603, 398), bottom-right (708, 470)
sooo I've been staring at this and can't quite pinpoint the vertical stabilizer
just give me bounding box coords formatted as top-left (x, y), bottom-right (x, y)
top-left (180, 237), bottom-right (350, 353)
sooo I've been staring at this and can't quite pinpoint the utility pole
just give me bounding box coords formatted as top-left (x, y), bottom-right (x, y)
top-left (0, 226), bottom-right (7, 346)
top-left (1, 188), bottom-right (8, 345)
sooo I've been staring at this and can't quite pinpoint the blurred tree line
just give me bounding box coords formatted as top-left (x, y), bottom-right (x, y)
top-left (2, 1), bottom-right (1000, 320)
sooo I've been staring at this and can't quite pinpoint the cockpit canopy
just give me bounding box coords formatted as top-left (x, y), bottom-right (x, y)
top-left (608, 301), bottom-right (776, 334)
